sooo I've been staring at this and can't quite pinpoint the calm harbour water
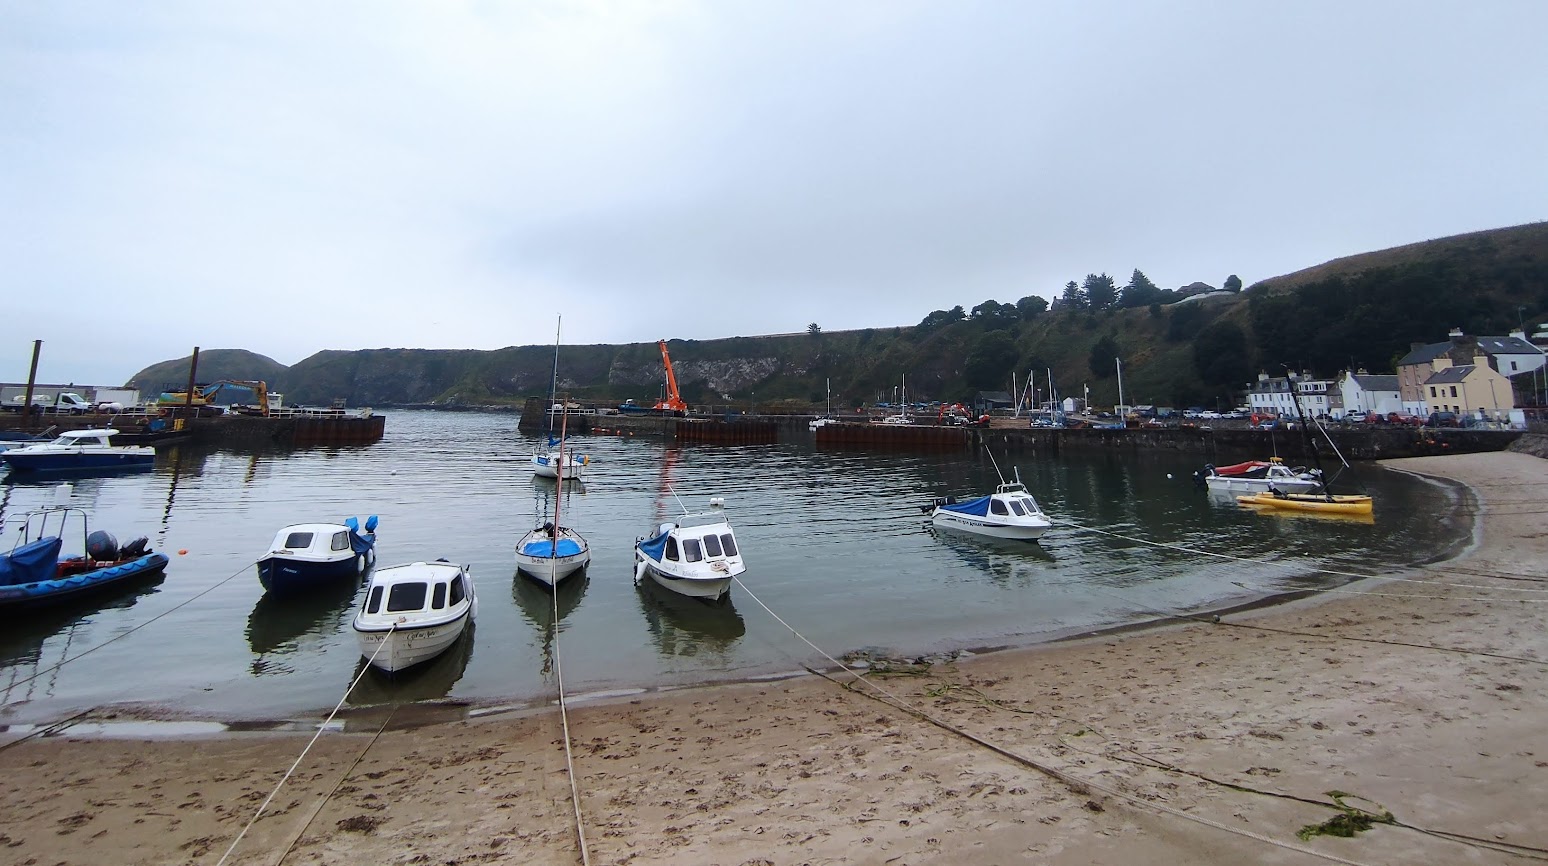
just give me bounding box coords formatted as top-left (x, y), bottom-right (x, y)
top-left (0, 411), bottom-right (1471, 724)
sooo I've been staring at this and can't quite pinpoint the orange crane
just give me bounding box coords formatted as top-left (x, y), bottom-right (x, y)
top-left (653, 340), bottom-right (688, 413)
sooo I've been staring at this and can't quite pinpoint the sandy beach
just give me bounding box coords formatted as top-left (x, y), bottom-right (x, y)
top-left (2, 451), bottom-right (1545, 865)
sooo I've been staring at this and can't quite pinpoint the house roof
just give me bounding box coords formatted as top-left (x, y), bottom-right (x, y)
top-left (1399, 335), bottom-right (1542, 367)
top-left (1349, 374), bottom-right (1399, 391)
top-left (1424, 366), bottom-right (1474, 385)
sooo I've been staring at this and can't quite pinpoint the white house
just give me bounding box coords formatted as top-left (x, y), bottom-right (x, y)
top-left (1335, 371), bottom-right (1402, 418)
top-left (1246, 371), bottom-right (1339, 418)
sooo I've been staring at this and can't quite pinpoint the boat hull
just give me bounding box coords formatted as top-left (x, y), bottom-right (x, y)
top-left (0, 553), bottom-right (169, 612)
top-left (354, 610), bottom-right (471, 673)
top-left (1204, 475), bottom-right (1323, 495)
top-left (1237, 493), bottom-right (1374, 515)
top-left (930, 510), bottom-right (1050, 540)
top-left (1, 452), bottom-right (154, 473)
top-left (532, 453), bottom-right (586, 480)
top-left (256, 551), bottom-right (368, 594)
top-left (639, 559), bottom-right (734, 600)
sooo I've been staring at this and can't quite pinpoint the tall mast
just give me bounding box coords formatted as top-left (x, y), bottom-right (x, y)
top-left (1283, 370), bottom-right (1330, 498)
top-left (547, 316), bottom-right (562, 437)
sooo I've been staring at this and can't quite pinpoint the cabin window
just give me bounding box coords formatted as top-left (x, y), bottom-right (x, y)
top-left (1008, 499), bottom-right (1028, 516)
top-left (331, 531), bottom-right (350, 551)
top-left (990, 499), bottom-right (1009, 516)
top-left (703, 534), bottom-right (724, 557)
top-left (720, 534), bottom-right (738, 556)
top-left (449, 575), bottom-right (465, 605)
top-left (665, 538), bottom-right (680, 561)
top-left (366, 585), bottom-right (383, 614)
top-left (683, 538), bottom-right (703, 562)
top-left (387, 582), bottom-right (428, 612)
top-left (432, 583), bottom-right (447, 609)
top-left (284, 532), bottom-right (314, 549)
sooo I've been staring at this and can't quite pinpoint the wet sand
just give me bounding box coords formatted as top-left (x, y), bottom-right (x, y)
top-left (1, 451), bottom-right (1544, 865)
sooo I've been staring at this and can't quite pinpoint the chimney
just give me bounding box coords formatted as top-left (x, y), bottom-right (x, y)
top-left (1448, 327), bottom-right (1464, 339)
top-left (1432, 356), bottom-right (1453, 371)
top-left (1258, 371), bottom-right (1269, 383)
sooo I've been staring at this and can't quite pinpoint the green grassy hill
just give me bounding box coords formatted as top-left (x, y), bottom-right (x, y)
top-left (122, 223), bottom-right (1548, 410)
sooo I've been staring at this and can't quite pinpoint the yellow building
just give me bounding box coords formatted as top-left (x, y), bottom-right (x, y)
top-left (1421, 354), bottom-right (1516, 419)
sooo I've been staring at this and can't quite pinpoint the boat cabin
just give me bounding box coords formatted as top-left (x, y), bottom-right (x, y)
top-left (267, 523), bottom-right (357, 562)
top-left (46, 429), bottom-right (120, 448)
top-left (359, 562), bottom-right (472, 624)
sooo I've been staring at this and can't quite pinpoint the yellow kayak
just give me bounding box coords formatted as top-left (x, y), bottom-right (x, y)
top-left (1236, 491), bottom-right (1374, 516)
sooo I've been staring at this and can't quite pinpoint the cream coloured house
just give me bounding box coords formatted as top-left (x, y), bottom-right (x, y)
top-left (1421, 354), bottom-right (1516, 420)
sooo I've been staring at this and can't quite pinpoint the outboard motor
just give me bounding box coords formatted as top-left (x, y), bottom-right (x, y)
top-left (119, 537), bottom-right (151, 558)
top-left (86, 530), bottom-right (119, 561)
top-left (365, 515), bottom-right (379, 532)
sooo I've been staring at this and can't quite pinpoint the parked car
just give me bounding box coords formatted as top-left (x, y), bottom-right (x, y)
top-left (1426, 411), bottom-right (1461, 428)
top-left (1345, 411), bottom-right (1368, 423)
top-left (1387, 412), bottom-right (1422, 426)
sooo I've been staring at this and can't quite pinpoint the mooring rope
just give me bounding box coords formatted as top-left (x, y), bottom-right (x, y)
top-left (551, 580), bottom-right (592, 866)
top-left (729, 576), bottom-right (1381, 866)
top-left (215, 623), bottom-right (396, 866)
top-left (271, 702), bottom-right (401, 866)
top-left (2, 559), bottom-right (256, 698)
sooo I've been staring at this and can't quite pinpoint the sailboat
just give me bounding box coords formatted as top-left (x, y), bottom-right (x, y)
top-left (1236, 372), bottom-right (1373, 516)
top-left (809, 377), bottom-right (837, 430)
top-left (516, 404), bottom-right (591, 586)
top-left (531, 316), bottom-right (590, 480)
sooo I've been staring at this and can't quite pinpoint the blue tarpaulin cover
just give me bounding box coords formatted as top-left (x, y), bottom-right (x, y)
top-left (940, 495), bottom-right (992, 517)
top-left (521, 538), bottom-right (584, 558)
top-left (637, 531), bottom-right (669, 562)
top-left (0, 537), bottom-right (63, 587)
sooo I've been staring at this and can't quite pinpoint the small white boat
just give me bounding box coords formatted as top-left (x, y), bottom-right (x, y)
top-left (352, 560), bottom-right (477, 673)
top-left (514, 522), bottom-right (590, 586)
top-left (924, 469), bottom-right (1052, 541)
top-left (532, 445), bottom-right (588, 479)
top-left (0, 429), bottom-right (154, 474)
top-left (634, 497), bottom-right (745, 600)
top-left (1197, 458), bottom-right (1323, 494)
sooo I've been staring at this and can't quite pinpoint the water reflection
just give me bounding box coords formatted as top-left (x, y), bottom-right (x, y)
top-left (246, 577), bottom-right (363, 657)
top-left (346, 623), bottom-right (476, 706)
top-left (635, 578), bottom-right (746, 659)
top-left (925, 524), bottom-right (1056, 587)
top-left (0, 577), bottom-right (165, 703)
top-left (512, 572), bottom-right (590, 676)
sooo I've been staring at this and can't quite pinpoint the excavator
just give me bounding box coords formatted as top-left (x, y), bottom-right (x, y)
top-left (652, 340), bottom-right (688, 414)
top-left (158, 380), bottom-right (273, 416)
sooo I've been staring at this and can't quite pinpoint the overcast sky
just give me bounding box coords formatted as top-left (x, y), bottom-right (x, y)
top-left (4, 1), bottom-right (1545, 386)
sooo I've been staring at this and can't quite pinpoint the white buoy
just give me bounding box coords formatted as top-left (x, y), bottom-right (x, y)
top-left (1166, 473), bottom-right (1173, 479)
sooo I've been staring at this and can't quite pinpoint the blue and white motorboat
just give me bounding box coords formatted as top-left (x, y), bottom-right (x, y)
top-left (255, 517), bottom-right (378, 594)
top-left (352, 560), bottom-right (477, 672)
top-left (515, 522), bottom-right (590, 587)
top-left (923, 468), bottom-right (1052, 541)
top-left (634, 497), bottom-right (745, 600)
top-left (0, 429), bottom-right (154, 474)
top-left (0, 503), bottom-right (169, 613)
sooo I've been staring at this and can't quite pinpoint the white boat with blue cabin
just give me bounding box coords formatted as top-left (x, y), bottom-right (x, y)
top-left (634, 497), bottom-right (745, 600)
top-left (0, 429), bottom-right (154, 474)
top-left (532, 436), bottom-right (589, 480)
top-left (924, 468), bottom-right (1052, 541)
top-left (255, 517), bottom-right (378, 595)
top-left (353, 560), bottom-right (477, 673)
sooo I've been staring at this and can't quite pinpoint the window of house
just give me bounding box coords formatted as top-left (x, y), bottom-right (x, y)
top-left (1429, 386), bottom-right (1436, 397)
top-left (1450, 386), bottom-right (1458, 398)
